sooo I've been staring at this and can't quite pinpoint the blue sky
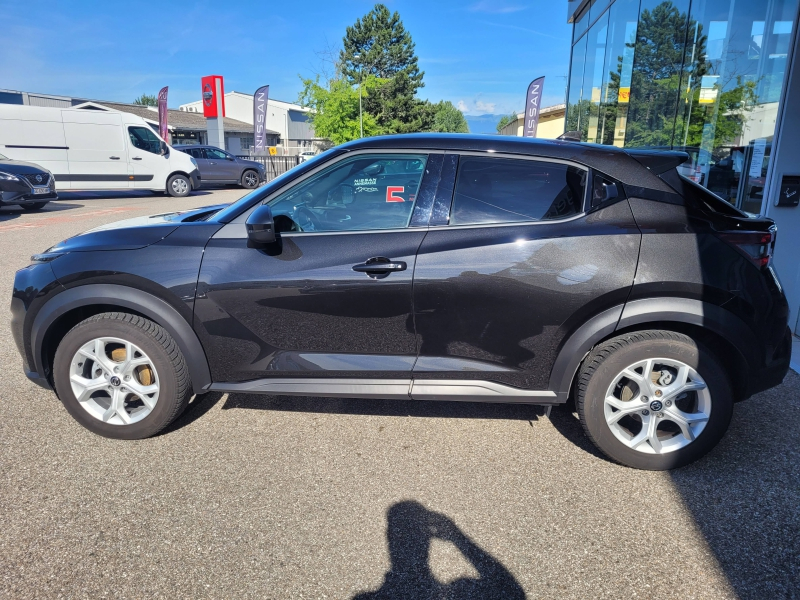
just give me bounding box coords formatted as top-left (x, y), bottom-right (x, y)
top-left (0, 0), bottom-right (571, 130)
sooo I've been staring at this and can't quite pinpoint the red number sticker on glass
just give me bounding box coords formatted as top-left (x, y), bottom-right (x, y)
top-left (386, 186), bottom-right (405, 202)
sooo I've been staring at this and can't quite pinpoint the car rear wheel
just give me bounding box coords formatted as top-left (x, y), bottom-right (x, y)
top-left (241, 169), bottom-right (259, 189)
top-left (21, 202), bottom-right (48, 211)
top-left (576, 330), bottom-right (733, 470)
top-left (167, 174), bottom-right (191, 197)
top-left (53, 312), bottom-right (192, 439)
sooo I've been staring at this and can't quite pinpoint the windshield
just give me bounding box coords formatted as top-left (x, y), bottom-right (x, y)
top-left (210, 148), bottom-right (343, 222)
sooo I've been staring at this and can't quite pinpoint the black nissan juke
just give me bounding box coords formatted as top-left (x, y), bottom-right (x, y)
top-left (11, 134), bottom-right (791, 470)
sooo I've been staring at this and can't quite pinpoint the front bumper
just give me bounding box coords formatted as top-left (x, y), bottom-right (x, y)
top-left (0, 178), bottom-right (57, 205)
top-left (189, 169), bottom-right (202, 190)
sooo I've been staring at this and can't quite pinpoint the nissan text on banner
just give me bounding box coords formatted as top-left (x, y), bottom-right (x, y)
top-left (523, 76), bottom-right (545, 138)
top-left (158, 86), bottom-right (169, 143)
top-left (253, 85), bottom-right (270, 155)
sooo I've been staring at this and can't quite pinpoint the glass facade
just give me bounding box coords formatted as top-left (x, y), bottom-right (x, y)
top-left (567, 0), bottom-right (799, 214)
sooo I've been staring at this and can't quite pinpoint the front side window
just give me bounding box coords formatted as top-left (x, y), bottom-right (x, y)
top-left (206, 148), bottom-right (230, 160)
top-left (268, 154), bottom-right (427, 233)
top-left (128, 126), bottom-right (162, 154)
top-left (450, 157), bottom-right (586, 225)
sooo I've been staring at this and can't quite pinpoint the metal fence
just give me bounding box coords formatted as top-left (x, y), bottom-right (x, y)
top-left (236, 155), bottom-right (302, 182)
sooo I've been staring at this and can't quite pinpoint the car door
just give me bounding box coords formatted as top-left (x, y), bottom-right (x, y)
top-left (411, 152), bottom-right (641, 393)
top-left (194, 151), bottom-right (440, 386)
top-left (127, 125), bottom-right (169, 189)
top-left (204, 147), bottom-right (239, 182)
top-left (62, 110), bottom-right (130, 190)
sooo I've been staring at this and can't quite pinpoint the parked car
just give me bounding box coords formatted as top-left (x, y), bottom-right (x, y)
top-left (298, 150), bottom-right (316, 163)
top-left (11, 134), bottom-right (791, 470)
top-left (0, 152), bottom-right (58, 210)
top-left (175, 145), bottom-right (266, 189)
top-left (0, 104), bottom-right (200, 197)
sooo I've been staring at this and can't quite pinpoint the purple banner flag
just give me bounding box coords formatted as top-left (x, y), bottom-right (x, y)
top-left (253, 85), bottom-right (270, 154)
top-left (522, 77), bottom-right (545, 138)
top-left (157, 86), bottom-right (169, 143)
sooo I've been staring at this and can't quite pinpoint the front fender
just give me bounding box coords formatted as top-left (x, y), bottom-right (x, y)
top-left (31, 284), bottom-right (212, 394)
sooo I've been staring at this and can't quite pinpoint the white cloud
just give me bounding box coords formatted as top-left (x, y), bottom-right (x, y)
top-left (474, 100), bottom-right (497, 113)
top-left (457, 100), bottom-right (469, 112)
top-left (468, 1), bottom-right (527, 14)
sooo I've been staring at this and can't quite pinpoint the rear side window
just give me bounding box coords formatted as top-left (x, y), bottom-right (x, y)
top-left (184, 147), bottom-right (206, 159)
top-left (450, 157), bottom-right (586, 225)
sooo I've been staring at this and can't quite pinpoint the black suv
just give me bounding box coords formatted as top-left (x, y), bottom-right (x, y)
top-left (174, 145), bottom-right (266, 189)
top-left (11, 135), bottom-right (790, 470)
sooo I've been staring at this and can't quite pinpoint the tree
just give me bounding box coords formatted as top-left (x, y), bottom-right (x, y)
top-left (133, 94), bottom-right (158, 106)
top-left (298, 75), bottom-right (382, 145)
top-left (432, 101), bottom-right (469, 133)
top-left (496, 112), bottom-right (518, 133)
top-left (340, 4), bottom-right (426, 134)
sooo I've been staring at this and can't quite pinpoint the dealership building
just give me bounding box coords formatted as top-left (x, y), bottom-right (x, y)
top-left (566, 0), bottom-right (800, 352)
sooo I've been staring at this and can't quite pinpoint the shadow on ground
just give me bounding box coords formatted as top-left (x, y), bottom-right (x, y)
top-left (0, 202), bottom-right (83, 219)
top-left (55, 190), bottom-right (213, 201)
top-left (352, 500), bottom-right (525, 599)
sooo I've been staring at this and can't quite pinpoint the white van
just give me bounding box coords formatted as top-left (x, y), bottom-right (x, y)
top-left (0, 104), bottom-right (200, 197)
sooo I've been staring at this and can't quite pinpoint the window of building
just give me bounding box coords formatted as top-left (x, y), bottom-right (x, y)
top-left (128, 126), bottom-right (161, 154)
top-left (450, 157), bottom-right (586, 226)
top-left (241, 136), bottom-right (254, 150)
top-left (268, 154), bottom-right (428, 233)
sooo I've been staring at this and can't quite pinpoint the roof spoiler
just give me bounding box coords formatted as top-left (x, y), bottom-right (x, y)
top-left (625, 149), bottom-right (689, 175)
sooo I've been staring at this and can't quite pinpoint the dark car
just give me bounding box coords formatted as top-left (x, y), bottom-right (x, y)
top-left (0, 152), bottom-right (58, 210)
top-left (11, 134), bottom-right (791, 470)
top-left (174, 145), bottom-right (266, 189)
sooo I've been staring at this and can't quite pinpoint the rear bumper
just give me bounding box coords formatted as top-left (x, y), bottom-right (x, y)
top-left (747, 326), bottom-right (792, 397)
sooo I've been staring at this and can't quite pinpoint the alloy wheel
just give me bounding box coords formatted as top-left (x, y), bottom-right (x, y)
top-left (603, 358), bottom-right (711, 454)
top-left (68, 337), bottom-right (160, 425)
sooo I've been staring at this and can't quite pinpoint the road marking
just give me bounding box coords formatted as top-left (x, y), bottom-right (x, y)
top-left (0, 207), bottom-right (139, 232)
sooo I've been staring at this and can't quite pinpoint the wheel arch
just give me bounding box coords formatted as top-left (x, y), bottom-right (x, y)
top-left (165, 170), bottom-right (193, 190)
top-left (33, 284), bottom-right (211, 394)
top-left (549, 297), bottom-right (757, 404)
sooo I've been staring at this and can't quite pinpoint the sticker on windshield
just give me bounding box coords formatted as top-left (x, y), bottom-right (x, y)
top-left (386, 186), bottom-right (405, 202)
top-left (354, 177), bottom-right (377, 186)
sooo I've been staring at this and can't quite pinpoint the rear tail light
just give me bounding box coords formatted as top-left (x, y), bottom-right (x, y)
top-left (717, 226), bottom-right (776, 269)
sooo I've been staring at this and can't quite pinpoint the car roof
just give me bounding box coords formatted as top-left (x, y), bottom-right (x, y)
top-left (338, 133), bottom-right (685, 190)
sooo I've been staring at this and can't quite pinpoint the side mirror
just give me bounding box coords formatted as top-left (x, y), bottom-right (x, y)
top-left (246, 203), bottom-right (276, 245)
top-left (160, 141), bottom-right (168, 156)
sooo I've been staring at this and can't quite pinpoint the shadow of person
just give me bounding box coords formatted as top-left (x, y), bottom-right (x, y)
top-left (353, 501), bottom-right (525, 599)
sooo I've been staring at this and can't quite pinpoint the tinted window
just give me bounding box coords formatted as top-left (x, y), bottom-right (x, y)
top-left (269, 154), bottom-right (427, 233)
top-left (206, 148), bottom-right (229, 160)
top-left (450, 157), bottom-right (586, 225)
top-left (128, 126), bottom-right (162, 154)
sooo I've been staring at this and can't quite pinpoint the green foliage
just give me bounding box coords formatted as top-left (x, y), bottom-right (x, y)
top-left (298, 75), bottom-right (382, 145)
top-left (496, 112), bottom-right (518, 133)
top-left (133, 94), bottom-right (158, 107)
top-left (432, 101), bottom-right (470, 133)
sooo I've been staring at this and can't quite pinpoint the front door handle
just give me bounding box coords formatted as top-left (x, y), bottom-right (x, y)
top-left (132, 157), bottom-right (142, 161)
top-left (352, 257), bottom-right (407, 278)
top-left (110, 156), bottom-right (120, 160)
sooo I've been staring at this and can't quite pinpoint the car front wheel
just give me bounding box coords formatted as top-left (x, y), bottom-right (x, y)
top-left (53, 312), bottom-right (192, 439)
top-left (167, 174), bottom-right (191, 197)
top-left (576, 330), bottom-right (733, 470)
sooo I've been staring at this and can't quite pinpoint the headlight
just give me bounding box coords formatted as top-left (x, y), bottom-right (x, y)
top-left (189, 157), bottom-right (198, 167)
top-left (258, 164), bottom-right (266, 171)
top-left (30, 251), bottom-right (67, 263)
top-left (0, 171), bottom-right (20, 181)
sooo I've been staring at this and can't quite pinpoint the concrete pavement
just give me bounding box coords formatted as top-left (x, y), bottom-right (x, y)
top-left (1, 190), bottom-right (798, 599)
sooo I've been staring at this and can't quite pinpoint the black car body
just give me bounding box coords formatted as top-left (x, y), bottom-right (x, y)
top-left (174, 145), bottom-right (266, 189)
top-left (11, 134), bottom-right (791, 469)
top-left (0, 153), bottom-right (58, 209)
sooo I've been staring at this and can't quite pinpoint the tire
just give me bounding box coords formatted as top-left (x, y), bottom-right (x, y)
top-left (576, 330), bottom-right (733, 470)
top-left (53, 312), bottom-right (192, 439)
top-left (241, 169), bottom-right (259, 189)
top-left (167, 174), bottom-right (191, 197)
top-left (21, 202), bottom-right (48, 211)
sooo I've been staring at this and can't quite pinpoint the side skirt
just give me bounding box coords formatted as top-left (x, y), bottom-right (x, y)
top-left (208, 378), bottom-right (559, 404)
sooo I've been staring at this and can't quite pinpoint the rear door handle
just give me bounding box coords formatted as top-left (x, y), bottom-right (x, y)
top-left (132, 157), bottom-right (142, 161)
top-left (352, 257), bottom-right (407, 277)
top-left (110, 156), bottom-right (120, 160)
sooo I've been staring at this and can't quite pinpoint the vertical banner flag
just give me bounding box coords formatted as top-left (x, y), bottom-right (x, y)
top-left (523, 76), bottom-right (545, 138)
top-left (253, 85), bottom-right (270, 154)
top-left (158, 86), bottom-right (169, 142)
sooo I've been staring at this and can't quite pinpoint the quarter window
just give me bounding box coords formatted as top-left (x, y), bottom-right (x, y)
top-left (268, 154), bottom-right (428, 233)
top-left (128, 126), bottom-right (162, 154)
top-left (450, 157), bottom-right (586, 225)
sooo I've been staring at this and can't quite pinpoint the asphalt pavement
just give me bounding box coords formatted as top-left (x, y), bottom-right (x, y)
top-left (1, 190), bottom-right (798, 599)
